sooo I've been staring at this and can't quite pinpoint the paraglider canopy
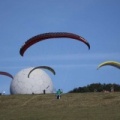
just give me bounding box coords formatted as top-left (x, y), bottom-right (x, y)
top-left (20, 32), bottom-right (90, 56)
top-left (0, 71), bottom-right (13, 79)
top-left (28, 66), bottom-right (56, 78)
top-left (97, 61), bottom-right (120, 70)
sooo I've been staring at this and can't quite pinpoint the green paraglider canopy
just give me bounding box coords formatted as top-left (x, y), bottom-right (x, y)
top-left (28, 66), bottom-right (56, 78)
top-left (97, 61), bottom-right (120, 70)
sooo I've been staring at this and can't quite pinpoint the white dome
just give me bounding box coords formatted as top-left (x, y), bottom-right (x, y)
top-left (10, 67), bottom-right (54, 94)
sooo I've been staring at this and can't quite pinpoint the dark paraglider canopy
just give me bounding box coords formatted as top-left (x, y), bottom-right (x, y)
top-left (28, 66), bottom-right (56, 78)
top-left (0, 71), bottom-right (13, 79)
top-left (20, 32), bottom-right (90, 56)
top-left (97, 61), bottom-right (120, 70)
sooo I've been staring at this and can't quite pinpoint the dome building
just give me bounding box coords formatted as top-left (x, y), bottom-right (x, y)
top-left (10, 67), bottom-right (54, 94)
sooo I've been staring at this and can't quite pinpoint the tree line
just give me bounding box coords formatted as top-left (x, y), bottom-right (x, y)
top-left (69, 83), bottom-right (120, 93)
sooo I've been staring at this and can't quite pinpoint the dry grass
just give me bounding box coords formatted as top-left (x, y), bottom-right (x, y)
top-left (0, 92), bottom-right (120, 120)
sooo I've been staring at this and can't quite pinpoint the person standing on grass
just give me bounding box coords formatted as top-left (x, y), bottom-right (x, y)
top-left (56, 89), bottom-right (62, 99)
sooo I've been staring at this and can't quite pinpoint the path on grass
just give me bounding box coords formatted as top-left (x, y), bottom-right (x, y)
top-left (21, 95), bottom-right (39, 106)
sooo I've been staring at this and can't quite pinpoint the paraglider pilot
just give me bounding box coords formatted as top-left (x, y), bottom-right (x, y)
top-left (56, 89), bottom-right (62, 99)
top-left (43, 89), bottom-right (46, 94)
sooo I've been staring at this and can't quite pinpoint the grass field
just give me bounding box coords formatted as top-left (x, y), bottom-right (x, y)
top-left (0, 92), bottom-right (120, 120)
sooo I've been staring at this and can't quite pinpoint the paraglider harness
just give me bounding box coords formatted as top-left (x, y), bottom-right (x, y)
top-left (56, 89), bottom-right (62, 99)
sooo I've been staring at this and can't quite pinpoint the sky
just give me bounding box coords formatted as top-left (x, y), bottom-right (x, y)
top-left (0, 0), bottom-right (120, 94)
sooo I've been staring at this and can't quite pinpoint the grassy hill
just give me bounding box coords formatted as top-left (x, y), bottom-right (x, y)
top-left (0, 92), bottom-right (120, 120)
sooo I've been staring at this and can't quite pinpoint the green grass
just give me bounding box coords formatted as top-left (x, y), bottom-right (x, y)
top-left (0, 92), bottom-right (120, 120)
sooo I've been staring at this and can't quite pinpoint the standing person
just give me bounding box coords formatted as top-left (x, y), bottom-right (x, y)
top-left (43, 89), bottom-right (46, 94)
top-left (56, 89), bottom-right (62, 99)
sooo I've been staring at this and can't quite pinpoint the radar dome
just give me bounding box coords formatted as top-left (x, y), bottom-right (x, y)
top-left (10, 67), bottom-right (54, 94)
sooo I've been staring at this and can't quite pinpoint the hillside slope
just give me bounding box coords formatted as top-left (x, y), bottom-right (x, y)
top-left (0, 92), bottom-right (120, 120)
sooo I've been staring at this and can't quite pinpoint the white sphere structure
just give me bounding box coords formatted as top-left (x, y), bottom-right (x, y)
top-left (10, 67), bottom-right (54, 94)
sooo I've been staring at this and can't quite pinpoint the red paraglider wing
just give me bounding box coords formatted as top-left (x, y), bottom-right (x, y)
top-left (20, 32), bottom-right (90, 56)
top-left (0, 71), bottom-right (13, 79)
top-left (28, 66), bottom-right (56, 78)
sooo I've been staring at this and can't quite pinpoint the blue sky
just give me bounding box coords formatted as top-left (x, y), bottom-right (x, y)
top-left (0, 0), bottom-right (120, 94)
